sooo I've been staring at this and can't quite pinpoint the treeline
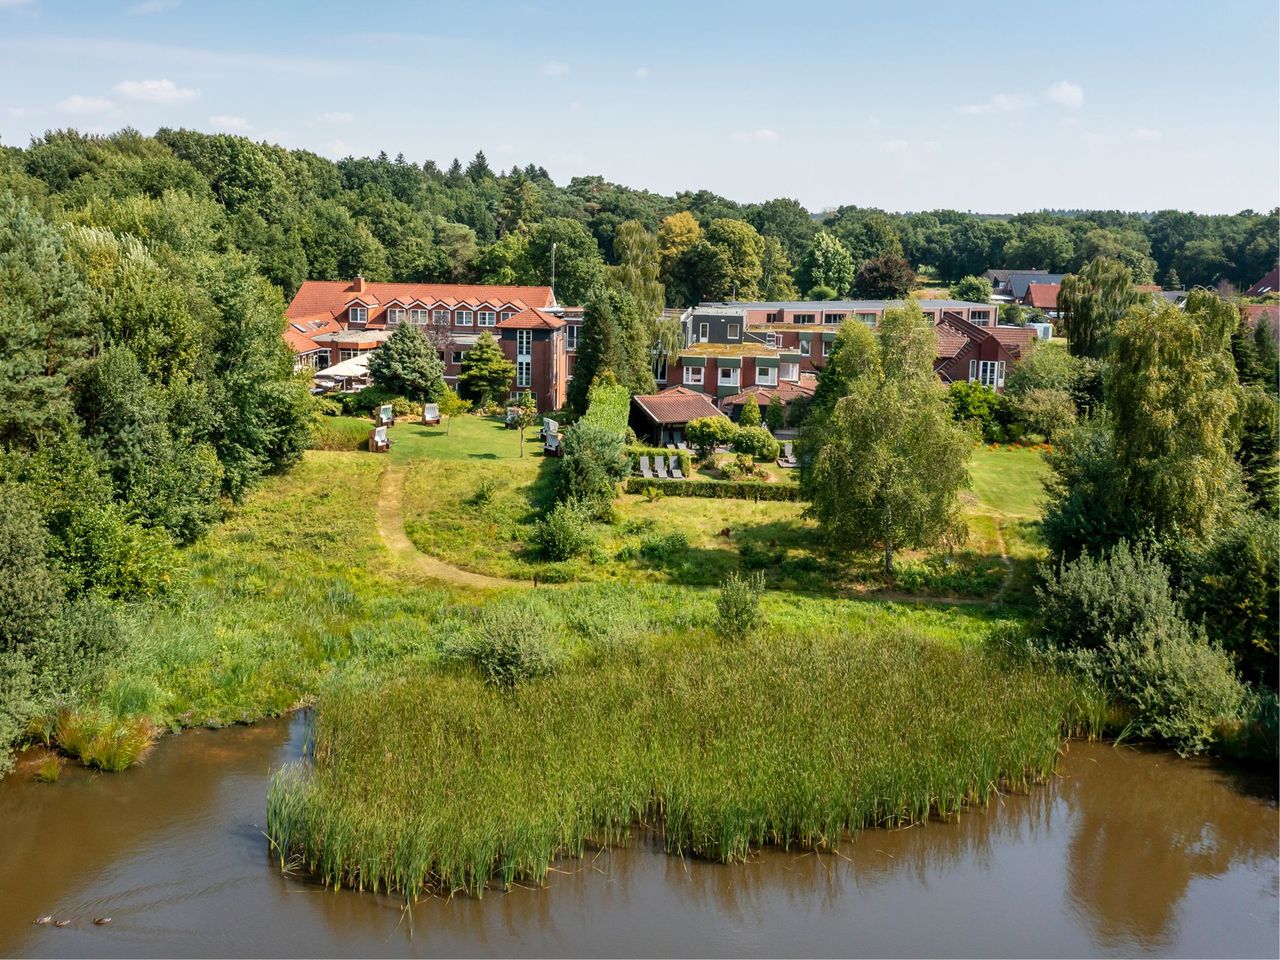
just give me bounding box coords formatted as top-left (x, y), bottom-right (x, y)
top-left (0, 135), bottom-right (313, 773)
top-left (6, 129), bottom-right (1275, 311)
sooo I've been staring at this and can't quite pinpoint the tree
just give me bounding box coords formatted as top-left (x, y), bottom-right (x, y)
top-left (694, 218), bottom-right (766, 301)
top-left (512, 391), bottom-right (538, 457)
top-left (1058, 258), bottom-right (1139, 358)
top-left (558, 421), bottom-right (628, 518)
top-left (567, 286), bottom-right (654, 413)
top-left (436, 387), bottom-right (471, 436)
top-left (798, 231), bottom-right (855, 297)
top-left (0, 194), bottom-right (93, 445)
top-left (456, 331), bottom-right (515, 407)
top-left (684, 416), bottom-right (736, 461)
top-left (1007, 224), bottom-right (1075, 272)
top-left (367, 324), bottom-right (446, 402)
top-left (765, 394), bottom-right (785, 432)
top-left (739, 394), bottom-right (761, 427)
top-left (759, 236), bottom-right (799, 300)
top-left (611, 220), bottom-right (664, 322)
top-left (657, 211), bottom-right (704, 307)
top-left (1000, 302), bottom-right (1025, 326)
top-left (746, 197), bottom-right (817, 264)
top-left (802, 303), bottom-right (972, 574)
top-left (527, 218), bottom-right (605, 306)
top-left (1165, 267), bottom-right (1182, 290)
top-left (948, 275), bottom-right (992, 303)
top-left (854, 254), bottom-right (914, 299)
top-left (474, 232), bottom-right (533, 285)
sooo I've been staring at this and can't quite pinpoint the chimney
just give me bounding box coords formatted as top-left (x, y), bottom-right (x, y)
top-left (353, 274), bottom-right (366, 293)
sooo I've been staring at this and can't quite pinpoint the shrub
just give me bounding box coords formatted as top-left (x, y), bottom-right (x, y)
top-left (440, 605), bottom-right (561, 691)
top-left (685, 416), bottom-right (737, 459)
top-left (739, 541), bottom-right (785, 570)
top-left (531, 499), bottom-right (595, 561)
top-left (786, 395), bottom-right (811, 428)
top-left (467, 476), bottom-right (500, 508)
top-left (765, 395), bottom-right (785, 432)
top-left (313, 396), bottom-right (343, 417)
top-left (580, 381), bottom-right (631, 435)
top-left (1000, 303), bottom-right (1025, 326)
top-left (947, 381), bottom-right (1008, 442)
top-left (639, 531), bottom-right (689, 565)
top-left (560, 423), bottom-right (628, 519)
top-left (335, 386), bottom-right (406, 418)
top-left (1008, 387), bottom-right (1076, 440)
top-left (622, 477), bottom-right (801, 501)
top-left (738, 395), bottom-right (762, 427)
top-left (731, 426), bottom-right (780, 461)
top-left (715, 571), bottom-right (765, 643)
top-left (1035, 541), bottom-right (1244, 753)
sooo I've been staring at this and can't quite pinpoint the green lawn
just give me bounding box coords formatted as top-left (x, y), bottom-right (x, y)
top-left (969, 444), bottom-right (1048, 519)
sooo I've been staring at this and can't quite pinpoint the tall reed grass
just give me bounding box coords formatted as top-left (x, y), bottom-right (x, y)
top-left (267, 628), bottom-right (1081, 898)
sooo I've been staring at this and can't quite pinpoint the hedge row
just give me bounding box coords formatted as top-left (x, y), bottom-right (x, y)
top-left (623, 477), bottom-right (803, 502)
top-left (625, 446), bottom-right (693, 475)
top-left (581, 382), bottom-right (631, 435)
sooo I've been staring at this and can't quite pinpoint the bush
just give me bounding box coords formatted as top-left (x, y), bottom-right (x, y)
top-left (765, 395), bottom-right (785, 432)
top-left (531, 499), bottom-right (595, 561)
top-left (467, 476), bottom-right (500, 507)
top-left (1008, 387), bottom-right (1077, 440)
top-left (739, 541), bottom-right (785, 570)
top-left (715, 571), bottom-right (765, 643)
top-left (440, 605), bottom-right (561, 691)
top-left (638, 531), bottom-right (689, 565)
top-left (685, 416), bottom-right (737, 459)
top-left (738, 394), bottom-right (761, 427)
top-left (313, 396), bottom-right (343, 416)
top-left (336, 386), bottom-right (413, 418)
top-left (1000, 303), bottom-right (1025, 326)
top-left (1035, 541), bottom-right (1244, 753)
top-left (580, 381), bottom-right (631, 435)
top-left (731, 426), bottom-right (780, 461)
top-left (560, 423), bottom-right (629, 519)
top-left (622, 477), bottom-right (801, 501)
top-left (947, 381), bottom-right (1008, 442)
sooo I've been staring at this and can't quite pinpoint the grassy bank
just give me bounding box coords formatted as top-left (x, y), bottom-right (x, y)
top-left (267, 626), bottom-right (1079, 897)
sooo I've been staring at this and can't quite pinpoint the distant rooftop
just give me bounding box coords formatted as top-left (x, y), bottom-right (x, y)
top-left (705, 298), bottom-right (993, 311)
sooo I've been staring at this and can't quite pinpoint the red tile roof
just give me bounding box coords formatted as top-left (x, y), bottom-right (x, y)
top-left (988, 325), bottom-right (1036, 357)
top-left (935, 325), bottom-right (970, 359)
top-left (283, 327), bottom-right (323, 354)
top-left (632, 386), bottom-right (726, 425)
top-left (1024, 283), bottom-right (1061, 309)
top-left (722, 379), bottom-right (816, 406)
top-left (496, 307), bottom-right (565, 330)
top-left (286, 280), bottom-right (556, 323)
top-left (1244, 268), bottom-right (1279, 297)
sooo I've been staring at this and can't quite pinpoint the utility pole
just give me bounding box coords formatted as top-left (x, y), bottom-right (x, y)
top-left (550, 242), bottom-right (557, 293)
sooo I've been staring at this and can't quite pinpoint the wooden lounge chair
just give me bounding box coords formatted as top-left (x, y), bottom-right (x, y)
top-left (377, 404), bottom-right (395, 428)
top-left (669, 457), bottom-right (685, 480)
top-left (421, 403), bottom-right (440, 426)
top-left (368, 425), bottom-right (391, 453)
top-left (638, 455), bottom-right (654, 479)
top-left (654, 455), bottom-right (670, 479)
top-left (777, 440), bottom-right (798, 468)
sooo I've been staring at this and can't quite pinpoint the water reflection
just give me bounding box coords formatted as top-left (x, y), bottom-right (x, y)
top-left (0, 720), bottom-right (1274, 959)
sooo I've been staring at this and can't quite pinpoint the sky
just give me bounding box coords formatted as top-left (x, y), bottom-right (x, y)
top-left (1, 0), bottom-right (1277, 214)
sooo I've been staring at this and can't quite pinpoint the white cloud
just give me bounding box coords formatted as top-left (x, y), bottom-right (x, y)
top-left (317, 110), bottom-right (355, 123)
top-left (1046, 80), bottom-right (1084, 109)
top-left (540, 60), bottom-right (569, 76)
top-left (732, 128), bottom-right (778, 143)
top-left (634, 66), bottom-right (649, 79)
top-left (1131, 127), bottom-right (1162, 142)
top-left (960, 92), bottom-right (1030, 115)
top-left (56, 95), bottom-right (116, 114)
top-left (208, 113), bottom-right (251, 132)
top-left (126, 0), bottom-right (179, 13)
top-left (113, 78), bottom-right (199, 103)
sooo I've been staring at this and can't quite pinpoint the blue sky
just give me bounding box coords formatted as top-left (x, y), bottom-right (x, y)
top-left (2, 0), bottom-right (1277, 213)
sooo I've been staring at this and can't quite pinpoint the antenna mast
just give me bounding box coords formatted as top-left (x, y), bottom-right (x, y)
top-left (550, 242), bottom-right (557, 293)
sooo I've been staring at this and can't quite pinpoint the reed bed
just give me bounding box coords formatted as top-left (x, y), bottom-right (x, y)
top-left (267, 628), bottom-right (1078, 898)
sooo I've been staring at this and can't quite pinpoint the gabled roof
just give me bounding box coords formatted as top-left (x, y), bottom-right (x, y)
top-left (286, 280), bottom-right (556, 322)
top-left (722, 379), bottom-right (817, 406)
top-left (496, 307), bottom-right (565, 329)
top-left (632, 386), bottom-right (726, 425)
top-left (983, 268), bottom-right (1047, 283)
top-left (1244, 267), bottom-right (1279, 297)
top-left (283, 327), bottom-right (324, 354)
top-left (1024, 283), bottom-right (1061, 309)
top-left (1009, 273), bottom-right (1067, 299)
top-left (988, 325), bottom-right (1036, 357)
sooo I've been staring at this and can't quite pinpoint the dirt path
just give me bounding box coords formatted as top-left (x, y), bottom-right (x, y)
top-left (376, 463), bottom-right (520, 590)
top-left (989, 516), bottom-right (1015, 606)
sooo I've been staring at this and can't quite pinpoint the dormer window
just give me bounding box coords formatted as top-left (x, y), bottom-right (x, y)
top-left (478, 310), bottom-right (497, 327)
top-left (386, 307), bottom-right (405, 325)
top-left (349, 305), bottom-right (367, 325)
top-left (433, 309), bottom-right (450, 325)
top-left (456, 310), bottom-right (474, 327)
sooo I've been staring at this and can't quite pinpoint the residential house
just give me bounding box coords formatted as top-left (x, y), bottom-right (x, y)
top-left (630, 386), bottom-right (727, 446)
top-left (1244, 267), bottom-right (1279, 297)
top-left (984, 268), bottom-right (1048, 298)
top-left (285, 277), bottom-right (571, 411)
top-left (1006, 272), bottom-right (1066, 301)
top-left (1022, 282), bottom-right (1061, 314)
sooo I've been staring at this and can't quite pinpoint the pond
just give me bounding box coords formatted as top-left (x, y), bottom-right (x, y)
top-left (1, 714), bottom-right (1275, 958)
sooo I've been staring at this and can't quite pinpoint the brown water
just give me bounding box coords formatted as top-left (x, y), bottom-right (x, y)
top-left (1, 714), bottom-right (1276, 958)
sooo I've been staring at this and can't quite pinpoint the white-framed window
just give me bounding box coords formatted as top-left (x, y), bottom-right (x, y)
top-left (566, 325), bottom-right (579, 351)
top-left (792, 313), bottom-right (815, 324)
top-left (339, 348), bottom-right (359, 361)
top-left (799, 339), bottom-right (812, 357)
top-left (718, 365), bottom-right (739, 387)
top-left (456, 310), bottom-right (474, 327)
top-left (499, 310), bottom-right (516, 322)
top-left (856, 312), bottom-right (877, 327)
top-left (756, 366), bottom-right (777, 386)
top-left (821, 340), bottom-right (832, 357)
top-left (683, 365), bottom-right (703, 386)
top-left (349, 305), bottom-right (367, 325)
top-left (517, 359), bottom-right (531, 387)
top-left (727, 323), bottom-right (741, 340)
top-left (516, 329), bottom-right (532, 356)
top-left (823, 313), bottom-right (845, 325)
top-left (969, 309), bottom-right (991, 326)
top-left (478, 310), bottom-right (497, 326)
top-left (780, 362), bottom-right (799, 382)
top-left (698, 322), bottom-right (709, 342)
top-left (970, 359), bottom-right (1006, 388)
top-left (451, 351), bottom-right (466, 365)
top-left (386, 307), bottom-right (405, 325)
top-left (433, 309), bottom-right (450, 325)
top-left (409, 308), bottom-right (429, 325)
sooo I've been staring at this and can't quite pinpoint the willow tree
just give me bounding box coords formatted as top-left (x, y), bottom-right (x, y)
top-left (802, 302), bottom-right (972, 575)
top-left (1058, 257), bottom-right (1138, 358)
top-left (611, 220), bottom-right (664, 322)
top-left (1106, 289), bottom-right (1243, 543)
